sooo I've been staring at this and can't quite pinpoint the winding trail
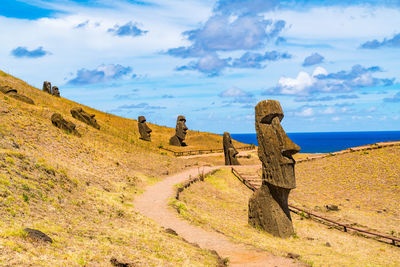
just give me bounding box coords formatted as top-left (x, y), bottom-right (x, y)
top-left (134, 166), bottom-right (305, 266)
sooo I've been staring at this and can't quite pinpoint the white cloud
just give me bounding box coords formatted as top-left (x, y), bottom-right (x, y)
top-left (274, 66), bottom-right (328, 95)
top-left (296, 107), bottom-right (314, 117)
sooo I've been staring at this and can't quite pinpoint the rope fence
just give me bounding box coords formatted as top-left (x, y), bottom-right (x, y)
top-left (160, 144), bottom-right (255, 157)
top-left (231, 167), bottom-right (400, 246)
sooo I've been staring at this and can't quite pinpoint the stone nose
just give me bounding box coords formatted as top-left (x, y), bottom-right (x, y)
top-left (183, 123), bottom-right (188, 131)
top-left (281, 133), bottom-right (300, 157)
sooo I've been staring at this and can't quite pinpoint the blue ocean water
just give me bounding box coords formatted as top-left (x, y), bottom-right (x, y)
top-left (231, 131), bottom-right (400, 153)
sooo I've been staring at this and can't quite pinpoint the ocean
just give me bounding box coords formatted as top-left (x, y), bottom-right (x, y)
top-left (231, 131), bottom-right (400, 153)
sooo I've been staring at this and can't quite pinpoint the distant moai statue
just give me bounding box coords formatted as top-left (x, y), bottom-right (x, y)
top-left (70, 107), bottom-right (100, 129)
top-left (169, 115), bottom-right (188, 146)
top-left (43, 81), bottom-right (52, 94)
top-left (138, 116), bottom-right (152, 141)
top-left (248, 100), bottom-right (301, 238)
top-left (223, 132), bottom-right (240, 165)
top-left (51, 113), bottom-right (81, 137)
top-left (52, 86), bottom-right (60, 97)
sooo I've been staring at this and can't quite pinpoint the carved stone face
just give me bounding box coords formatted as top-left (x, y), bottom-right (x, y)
top-left (43, 81), bottom-right (51, 94)
top-left (52, 86), bottom-right (60, 97)
top-left (255, 100), bottom-right (300, 189)
top-left (223, 132), bottom-right (239, 165)
top-left (175, 115), bottom-right (188, 140)
top-left (138, 116), bottom-right (152, 141)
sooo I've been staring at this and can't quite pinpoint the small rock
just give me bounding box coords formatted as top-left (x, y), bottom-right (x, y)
top-left (313, 206), bottom-right (322, 212)
top-left (377, 210), bottom-right (382, 214)
top-left (287, 252), bottom-right (300, 259)
top-left (356, 205), bottom-right (360, 209)
top-left (110, 257), bottom-right (132, 267)
top-left (325, 242), bottom-right (331, 247)
top-left (24, 228), bottom-right (53, 243)
top-left (306, 237), bottom-right (315, 241)
top-left (165, 228), bottom-right (178, 236)
top-left (325, 205), bottom-right (339, 211)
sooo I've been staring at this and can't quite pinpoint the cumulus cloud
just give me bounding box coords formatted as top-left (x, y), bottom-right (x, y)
top-left (360, 33), bottom-right (400, 49)
top-left (108, 21), bottom-right (147, 37)
top-left (171, 15), bottom-right (284, 54)
top-left (302, 52), bottom-right (324, 66)
top-left (383, 92), bottom-right (400, 102)
top-left (11, 46), bottom-right (50, 58)
top-left (118, 102), bottom-right (166, 110)
top-left (167, 1), bottom-right (287, 75)
top-left (176, 53), bottom-right (231, 76)
top-left (219, 87), bottom-right (255, 103)
top-left (67, 64), bottom-right (133, 85)
top-left (268, 65), bottom-right (395, 95)
top-left (232, 51), bottom-right (291, 68)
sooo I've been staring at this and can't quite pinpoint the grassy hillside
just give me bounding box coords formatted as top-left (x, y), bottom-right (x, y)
top-left (0, 70), bottom-right (240, 266)
top-left (176, 146), bottom-right (400, 266)
top-left (294, 145), bottom-right (400, 238)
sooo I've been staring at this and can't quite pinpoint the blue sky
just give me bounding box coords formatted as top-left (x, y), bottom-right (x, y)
top-left (1, 0), bottom-right (400, 133)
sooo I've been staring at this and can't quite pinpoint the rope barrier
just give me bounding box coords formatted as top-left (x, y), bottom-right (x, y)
top-left (231, 167), bottom-right (400, 246)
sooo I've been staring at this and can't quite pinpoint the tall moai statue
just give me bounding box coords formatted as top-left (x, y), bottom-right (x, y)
top-left (138, 116), bottom-right (152, 141)
top-left (169, 115), bottom-right (188, 146)
top-left (52, 86), bottom-right (60, 97)
top-left (248, 100), bottom-right (301, 238)
top-left (223, 132), bottom-right (240, 165)
top-left (43, 81), bottom-right (52, 94)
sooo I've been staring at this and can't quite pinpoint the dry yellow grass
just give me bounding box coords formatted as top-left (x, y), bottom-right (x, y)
top-left (178, 168), bottom-right (400, 267)
top-left (294, 146), bottom-right (400, 238)
top-left (0, 70), bottom-right (239, 266)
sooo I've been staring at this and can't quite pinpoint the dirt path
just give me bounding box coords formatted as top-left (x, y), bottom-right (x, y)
top-left (134, 166), bottom-right (305, 266)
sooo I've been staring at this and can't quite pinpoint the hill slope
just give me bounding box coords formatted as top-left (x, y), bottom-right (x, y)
top-left (0, 70), bottom-right (241, 266)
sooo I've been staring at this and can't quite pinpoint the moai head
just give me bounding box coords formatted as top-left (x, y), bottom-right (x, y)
top-left (255, 100), bottom-right (300, 189)
top-left (52, 86), bottom-right (60, 97)
top-left (138, 115), bottom-right (152, 141)
top-left (175, 115), bottom-right (188, 140)
top-left (223, 132), bottom-right (239, 165)
top-left (43, 81), bottom-right (51, 94)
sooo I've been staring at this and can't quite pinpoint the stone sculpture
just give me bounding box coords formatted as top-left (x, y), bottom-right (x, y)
top-left (0, 85), bottom-right (34, 105)
top-left (43, 81), bottom-right (52, 94)
top-left (51, 113), bottom-right (81, 136)
top-left (248, 100), bottom-right (301, 238)
top-left (223, 132), bottom-right (240, 165)
top-left (138, 116), bottom-right (152, 141)
top-left (169, 115), bottom-right (188, 146)
top-left (52, 86), bottom-right (60, 97)
top-left (70, 107), bottom-right (100, 129)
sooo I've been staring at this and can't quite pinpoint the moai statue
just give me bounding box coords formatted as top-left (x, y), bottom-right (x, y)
top-left (169, 115), bottom-right (188, 146)
top-left (70, 107), bottom-right (100, 129)
top-left (138, 116), bottom-right (152, 141)
top-left (43, 81), bottom-right (51, 94)
top-left (51, 113), bottom-right (81, 137)
top-left (223, 132), bottom-right (240, 165)
top-left (248, 100), bottom-right (301, 238)
top-left (52, 86), bottom-right (60, 97)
